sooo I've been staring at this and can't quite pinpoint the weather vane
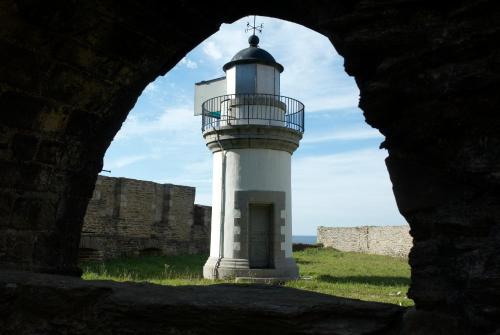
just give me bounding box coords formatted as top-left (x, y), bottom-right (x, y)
top-left (245, 15), bottom-right (263, 35)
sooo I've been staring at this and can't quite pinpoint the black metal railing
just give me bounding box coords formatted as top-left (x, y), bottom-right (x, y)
top-left (201, 93), bottom-right (304, 133)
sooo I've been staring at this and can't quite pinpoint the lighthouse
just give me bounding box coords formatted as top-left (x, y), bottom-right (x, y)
top-left (197, 25), bottom-right (305, 280)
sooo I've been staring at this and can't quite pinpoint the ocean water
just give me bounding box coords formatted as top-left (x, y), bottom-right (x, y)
top-left (292, 235), bottom-right (317, 244)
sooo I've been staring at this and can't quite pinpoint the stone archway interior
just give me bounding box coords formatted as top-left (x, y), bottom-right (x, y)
top-left (0, 1), bottom-right (498, 332)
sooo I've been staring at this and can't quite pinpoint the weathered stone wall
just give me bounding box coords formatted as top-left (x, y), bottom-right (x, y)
top-left (0, 270), bottom-right (406, 335)
top-left (317, 225), bottom-right (412, 258)
top-left (79, 176), bottom-right (211, 260)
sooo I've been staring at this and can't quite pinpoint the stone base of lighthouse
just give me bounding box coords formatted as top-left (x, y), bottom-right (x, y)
top-left (203, 257), bottom-right (299, 280)
top-left (202, 186), bottom-right (300, 280)
top-left (202, 125), bottom-right (303, 281)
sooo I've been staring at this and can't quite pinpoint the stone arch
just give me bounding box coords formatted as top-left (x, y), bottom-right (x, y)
top-left (0, 1), bottom-right (498, 332)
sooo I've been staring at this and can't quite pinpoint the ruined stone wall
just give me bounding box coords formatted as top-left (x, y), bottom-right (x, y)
top-left (79, 176), bottom-right (211, 260)
top-left (317, 225), bottom-right (412, 258)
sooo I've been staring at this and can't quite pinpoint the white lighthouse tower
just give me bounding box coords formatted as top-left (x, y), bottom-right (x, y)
top-left (198, 27), bottom-right (305, 280)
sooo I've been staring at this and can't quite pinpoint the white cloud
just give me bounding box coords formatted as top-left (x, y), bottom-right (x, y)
top-left (180, 57), bottom-right (198, 69)
top-left (114, 106), bottom-right (196, 141)
top-left (200, 27), bottom-right (246, 63)
top-left (304, 94), bottom-right (359, 113)
top-left (143, 82), bottom-right (157, 94)
top-left (202, 41), bottom-right (223, 60)
top-left (302, 128), bottom-right (383, 144)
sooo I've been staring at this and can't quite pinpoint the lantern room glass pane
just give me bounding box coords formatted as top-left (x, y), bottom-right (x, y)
top-left (235, 64), bottom-right (257, 94)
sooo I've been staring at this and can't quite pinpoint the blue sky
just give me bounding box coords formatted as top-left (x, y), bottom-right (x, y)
top-left (103, 16), bottom-right (407, 235)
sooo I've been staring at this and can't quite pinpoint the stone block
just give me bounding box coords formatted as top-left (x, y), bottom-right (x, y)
top-left (0, 270), bottom-right (406, 335)
top-left (35, 140), bottom-right (61, 165)
top-left (11, 196), bottom-right (56, 230)
top-left (0, 91), bottom-right (45, 129)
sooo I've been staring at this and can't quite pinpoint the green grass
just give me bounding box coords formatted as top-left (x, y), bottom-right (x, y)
top-left (82, 254), bottom-right (216, 286)
top-left (287, 248), bottom-right (412, 306)
top-left (81, 248), bottom-right (413, 306)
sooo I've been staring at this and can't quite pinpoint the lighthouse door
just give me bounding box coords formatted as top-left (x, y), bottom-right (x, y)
top-left (249, 204), bottom-right (272, 268)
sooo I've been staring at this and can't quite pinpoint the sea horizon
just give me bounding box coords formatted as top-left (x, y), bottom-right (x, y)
top-left (292, 235), bottom-right (317, 244)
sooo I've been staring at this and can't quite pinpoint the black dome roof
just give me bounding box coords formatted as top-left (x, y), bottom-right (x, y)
top-left (222, 35), bottom-right (284, 73)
